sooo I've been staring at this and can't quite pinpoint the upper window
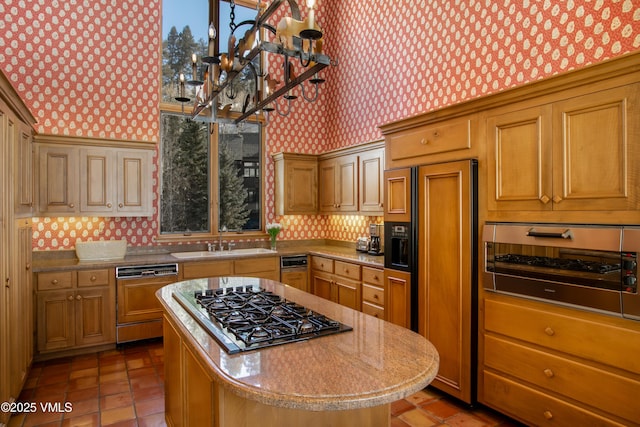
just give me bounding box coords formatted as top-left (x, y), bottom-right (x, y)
top-left (160, 0), bottom-right (263, 238)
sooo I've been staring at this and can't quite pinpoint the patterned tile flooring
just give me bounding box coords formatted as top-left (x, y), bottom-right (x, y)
top-left (8, 339), bottom-right (523, 427)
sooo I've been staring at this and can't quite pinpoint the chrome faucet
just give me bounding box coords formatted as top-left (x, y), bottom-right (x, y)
top-left (219, 225), bottom-right (227, 251)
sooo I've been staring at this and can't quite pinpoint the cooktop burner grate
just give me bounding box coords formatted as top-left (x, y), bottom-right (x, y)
top-left (173, 285), bottom-right (352, 354)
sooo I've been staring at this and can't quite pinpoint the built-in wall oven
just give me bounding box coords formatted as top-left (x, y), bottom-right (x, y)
top-left (483, 223), bottom-right (639, 320)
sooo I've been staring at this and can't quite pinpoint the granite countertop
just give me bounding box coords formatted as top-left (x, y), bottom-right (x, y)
top-left (157, 277), bottom-right (439, 411)
top-left (32, 242), bottom-right (385, 272)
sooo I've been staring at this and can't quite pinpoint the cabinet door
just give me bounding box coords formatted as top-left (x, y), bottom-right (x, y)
top-left (75, 287), bottom-right (115, 346)
top-left (334, 276), bottom-right (361, 311)
top-left (116, 149), bottom-right (152, 216)
top-left (163, 316), bottom-right (183, 427)
top-left (37, 290), bottom-right (75, 352)
top-left (311, 270), bottom-right (333, 301)
top-left (487, 105), bottom-right (553, 211)
top-left (551, 84), bottom-right (640, 211)
top-left (417, 160), bottom-right (475, 403)
top-left (38, 145), bottom-right (79, 214)
top-left (336, 154), bottom-right (358, 212)
top-left (274, 154), bottom-right (318, 215)
top-left (116, 278), bottom-right (165, 324)
top-left (15, 123), bottom-right (33, 215)
top-left (318, 159), bottom-right (338, 212)
top-left (359, 148), bottom-right (384, 213)
top-left (80, 148), bottom-right (115, 213)
top-left (384, 268), bottom-right (411, 328)
top-left (384, 168), bottom-right (412, 222)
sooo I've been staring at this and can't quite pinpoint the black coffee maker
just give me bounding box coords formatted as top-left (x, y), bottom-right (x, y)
top-left (368, 223), bottom-right (384, 255)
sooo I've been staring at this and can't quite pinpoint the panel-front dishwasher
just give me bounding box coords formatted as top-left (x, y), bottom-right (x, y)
top-left (115, 263), bottom-right (179, 343)
top-left (280, 255), bottom-right (309, 292)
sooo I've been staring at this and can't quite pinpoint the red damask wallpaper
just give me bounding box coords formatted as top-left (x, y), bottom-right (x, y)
top-left (1, 0), bottom-right (639, 250)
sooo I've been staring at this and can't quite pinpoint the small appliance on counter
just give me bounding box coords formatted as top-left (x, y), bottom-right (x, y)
top-left (356, 237), bottom-right (370, 252)
top-left (368, 223), bottom-right (384, 255)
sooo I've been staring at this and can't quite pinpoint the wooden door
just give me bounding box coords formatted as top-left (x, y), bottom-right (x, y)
top-left (417, 159), bottom-right (475, 403)
top-left (359, 147), bottom-right (384, 214)
top-left (116, 149), bottom-right (152, 215)
top-left (76, 287), bottom-right (115, 346)
top-left (334, 276), bottom-right (361, 311)
top-left (15, 123), bottom-right (34, 216)
top-left (311, 271), bottom-right (333, 301)
top-left (37, 290), bottom-right (75, 352)
top-left (551, 84), bottom-right (640, 211)
top-left (38, 145), bottom-right (79, 214)
top-left (336, 154), bottom-right (358, 212)
top-left (384, 269), bottom-right (411, 328)
top-left (384, 168), bottom-right (412, 222)
top-left (318, 159), bottom-right (338, 212)
top-left (283, 156), bottom-right (318, 214)
top-left (80, 148), bottom-right (114, 213)
top-left (487, 105), bottom-right (553, 211)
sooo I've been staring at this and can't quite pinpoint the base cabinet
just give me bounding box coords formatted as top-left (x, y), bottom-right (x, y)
top-left (310, 256), bottom-right (361, 311)
top-left (480, 294), bottom-right (640, 426)
top-left (36, 269), bottom-right (115, 354)
top-left (384, 269), bottom-right (411, 328)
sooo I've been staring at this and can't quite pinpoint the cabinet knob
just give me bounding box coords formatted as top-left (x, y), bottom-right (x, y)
top-left (69, 203), bottom-right (75, 208)
top-left (119, 203), bottom-right (124, 208)
top-left (107, 203), bottom-right (112, 208)
top-left (544, 327), bottom-right (555, 336)
top-left (543, 411), bottom-right (553, 420)
top-left (373, 294), bottom-right (379, 300)
top-left (25, 263), bottom-right (31, 270)
top-left (539, 195), bottom-right (550, 204)
top-left (433, 131), bottom-right (440, 137)
top-left (90, 275), bottom-right (97, 282)
top-left (51, 279), bottom-right (59, 285)
top-left (543, 368), bottom-right (554, 378)
top-left (420, 138), bottom-right (428, 145)
top-left (67, 295), bottom-right (74, 301)
top-left (76, 294), bottom-right (82, 300)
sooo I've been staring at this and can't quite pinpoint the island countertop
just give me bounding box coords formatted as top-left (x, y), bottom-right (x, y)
top-left (157, 276), bottom-right (439, 412)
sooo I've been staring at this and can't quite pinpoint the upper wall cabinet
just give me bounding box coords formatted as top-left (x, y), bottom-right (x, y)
top-left (319, 154), bottom-right (359, 213)
top-left (36, 137), bottom-right (154, 217)
top-left (359, 147), bottom-right (385, 215)
top-left (272, 153), bottom-right (318, 215)
top-left (487, 83), bottom-right (640, 219)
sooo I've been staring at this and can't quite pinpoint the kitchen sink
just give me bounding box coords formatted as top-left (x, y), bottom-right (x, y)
top-left (170, 248), bottom-right (276, 259)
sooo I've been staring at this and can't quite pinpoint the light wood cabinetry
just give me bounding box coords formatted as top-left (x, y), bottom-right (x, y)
top-left (280, 269), bottom-right (309, 292)
top-left (383, 168), bottom-right (412, 223)
top-left (36, 268), bottom-right (116, 354)
top-left (272, 152), bottom-right (318, 215)
top-left (481, 294), bottom-right (640, 426)
top-left (0, 71), bottom-right (36, 424)
top-left (182, 256), bottom-right (280, 281)
top-left (417, 160), bottom-right (476, 403)
top-left (361, 266), bottom-right (384, 319)
top-left (310, 256), bottom-right (362, 311)
top-left (359, 147), bottom-right (385, 214)
top-left (384, 269), bottom-right (411, 328)
top-left (319, 154), bottom-right (359, 213)
top-left (487, 84), bottom-right (640, 216)
top-left (36, 136), bottom-right (154, 217)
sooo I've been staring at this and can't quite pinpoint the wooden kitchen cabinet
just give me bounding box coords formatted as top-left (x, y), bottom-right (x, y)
top-left (487, 83), bottom-right (640, 217)
top-left (36, 268), bottom-right (116, 354)
top-left (80, 147), bottom-right (152, 216)
top-left (481, 294), bottom-right (640, 426)
top-left (383, 168), bottom-right (412, 223)
top-left (36, 137), bottom-right (154, 217)
top-left (272, 152), bottom-right (318, 215)
top-left (361, 266), bottom-right (385, 319)
top-left (359, 147), bottom-right (385, 214)
top-left (319, 154), bottom-right (358, 213)
top-left (384, 269), bottom-right (411, 328)
top-left (417, 160), bottom-right (476, 404)
top-left (15, 122), bottom-right (34, 216)
top-left (310, 256), bottom-right (362, 311)
top-left (181, 256), bottom-right (279, 281)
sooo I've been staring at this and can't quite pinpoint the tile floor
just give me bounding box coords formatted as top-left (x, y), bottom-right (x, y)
top-left (8, 339), bottom-right (522, 427)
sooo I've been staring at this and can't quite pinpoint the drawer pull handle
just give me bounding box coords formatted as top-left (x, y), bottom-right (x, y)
top-left (543, 411), bottom-right (553, 420)
top-left (544, 327), bottom-right (555, 336)
top-left (67, 295), bottom-right (74, 301)
top-left (76, 295), bottom-right (82, 300)
top-left (433, 131), bottom-right (440, 137)
top-left (543, 368), bottom-right (554, 378)
top-left (90, 275), bottom-right (97, 281)
top-left (373, 294), bottom-right (379, 299)
top-left (107, 203), bottom-right (112, 208)
top-left (420, 138), bottom-right (428, 145)
top-left (52, 279), bottom-right (59, 285)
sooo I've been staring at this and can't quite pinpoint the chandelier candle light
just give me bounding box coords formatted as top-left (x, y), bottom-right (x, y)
top-left (267, 222), bottom-right (282, 250)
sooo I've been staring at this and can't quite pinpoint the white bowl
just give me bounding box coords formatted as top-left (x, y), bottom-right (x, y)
top-left (75, 239), bottom-right (127, 261)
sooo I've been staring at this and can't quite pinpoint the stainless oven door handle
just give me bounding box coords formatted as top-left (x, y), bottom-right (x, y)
top-left (526, 228), bottom-right (573, 239)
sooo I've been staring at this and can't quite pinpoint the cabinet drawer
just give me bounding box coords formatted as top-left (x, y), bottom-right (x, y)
top-left (182, 260), bottom-right (233, 280)
top-left (362, 267), bottom-right (383, 286)
top-left (362, 283), bottom-right (384, 305)
top-left (483, 371), bottom-right (622, 427)
top-left (362, 301), bottom-right (384, 319)
top-left (484, 335), bottom-right (638, 422)
top-left (37, 271), bottom-right (74, 290)
top-left (387, 117), bottom-right (471, 162)
top-left (334, 260), bottom-right (360, 280)
top-left (311, 256), bottom-right (333, 273)
top-left (234, 257), bottom-right (278, 274)
top-left (485, 298), bottom-right (640, 374)
top-left (77, 269), bottom-right (111, 287)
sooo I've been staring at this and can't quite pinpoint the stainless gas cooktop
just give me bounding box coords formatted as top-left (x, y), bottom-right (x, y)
top-left (173, 284), bottom-right (352, 354)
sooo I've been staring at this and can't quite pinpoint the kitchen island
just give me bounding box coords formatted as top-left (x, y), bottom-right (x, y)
top-left (157, 276), bottom-right (439, 427)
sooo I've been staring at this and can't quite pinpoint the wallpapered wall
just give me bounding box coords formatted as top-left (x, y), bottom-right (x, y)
top-left (2, 0), bottom-right (639, 250)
